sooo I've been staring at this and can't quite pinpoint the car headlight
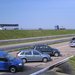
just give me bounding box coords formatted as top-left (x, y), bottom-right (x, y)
top-left (19, 63), bottom-right (22, 66)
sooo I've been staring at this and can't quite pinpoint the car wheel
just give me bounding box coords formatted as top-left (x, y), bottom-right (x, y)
top-left (10, 66), bottom-right (16, 73)
top-left (22, 58), bottom-right (27, 63)
top-left (54, 52), bottom-right (59, 57)
top-left (43, 58), bottom-right (48, 62)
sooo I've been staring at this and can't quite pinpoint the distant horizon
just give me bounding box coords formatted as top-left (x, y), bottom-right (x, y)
top-left (0, 23), bottom-right (75, 30)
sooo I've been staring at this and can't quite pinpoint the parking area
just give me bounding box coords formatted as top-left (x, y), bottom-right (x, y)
top-left (0, 42), bottom-right (75, 75)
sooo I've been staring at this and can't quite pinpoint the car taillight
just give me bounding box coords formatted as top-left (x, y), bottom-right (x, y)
top-left (72, 43), bottom-right (73, 45)
top-left (17, 55), bottom-right (19, 58)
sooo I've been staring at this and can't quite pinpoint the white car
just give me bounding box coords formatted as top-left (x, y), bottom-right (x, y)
top-left (69, 40), bottom-right (75, 47)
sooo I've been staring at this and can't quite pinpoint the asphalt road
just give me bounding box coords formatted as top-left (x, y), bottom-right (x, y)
top-left (0, 37), bottom-right (72, 50)
top-left (0, 41), bottom-right (75, 75)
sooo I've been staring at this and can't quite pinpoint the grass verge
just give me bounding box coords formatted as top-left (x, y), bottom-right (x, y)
top-left (0, 30), bottom-right (75, 40)
top-left (68, 56), bottom-right (75, 71)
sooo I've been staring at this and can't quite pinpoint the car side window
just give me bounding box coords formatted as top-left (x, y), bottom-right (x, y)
top-left (45, 46), bottom-right (50, 49)
top-left (36, 46), bottom-right (44, 51)
top-left (36, 46), bottom-right (40, 50)
top-left (45, 46), bottom-right (49, 50)
top-left (37, 46), bottom-right (46, 51)
top-left (33, 51), bottom-right (40, 55)
top-left (39, 46), bottom-right (45, 51)
top-left (0, 55), bottom-right (5, 62)
top-left (25, 51), bottom-right (32, 55)
top-left (20, 52), bottom-right (25, 55)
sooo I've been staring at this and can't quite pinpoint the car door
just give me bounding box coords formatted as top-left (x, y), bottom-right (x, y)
top-left (25, 51), bottom-right (33, 61)
top-left (44, 45), bottom-right (53, 55)
top-left (33, 51), bottom-right (42, 61)
top-left (0, 55), bottom-right (9, 70)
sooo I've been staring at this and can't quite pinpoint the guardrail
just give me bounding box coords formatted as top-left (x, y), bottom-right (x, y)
top-left (0, 34), bottom-right (74, 43)
top-left (0, 37), bottom-right (71, 51)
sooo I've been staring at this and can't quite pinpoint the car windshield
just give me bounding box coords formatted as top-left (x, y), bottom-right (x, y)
top-left (4, 53), bottom-right (15, 61)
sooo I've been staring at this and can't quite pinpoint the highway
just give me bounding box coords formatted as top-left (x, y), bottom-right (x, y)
top-left (0, 37), bottom-right (72, 51)
top-left (0, 41), bottom-right (75, 75)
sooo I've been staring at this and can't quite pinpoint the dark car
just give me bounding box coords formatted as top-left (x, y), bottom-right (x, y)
top-left (72, 37), bottom-right (75, 40)
top-left (32, 45), bottom-right (60, 57)
top-left (0, 51), bottom-right (24, 73)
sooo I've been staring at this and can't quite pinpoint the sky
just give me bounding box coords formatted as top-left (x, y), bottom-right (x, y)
top-left (0, 0), bottom-right (75, 29)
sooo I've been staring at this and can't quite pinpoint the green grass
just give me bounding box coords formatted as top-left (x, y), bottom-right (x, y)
top-left (0, 30), bottom-right (75, 40)
top-left (68, 56), bottom-right (75, 71)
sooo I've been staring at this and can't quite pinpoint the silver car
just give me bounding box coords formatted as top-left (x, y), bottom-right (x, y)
top-left (16, 49), bottom-right (51, 63)
top-left (69, 40), bottom-right (75, 47)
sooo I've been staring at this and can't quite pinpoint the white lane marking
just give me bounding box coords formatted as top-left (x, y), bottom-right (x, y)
top-left (0, 73), bottom-right (11, 75)
top-left (56, 45), bottom-right (68, 49)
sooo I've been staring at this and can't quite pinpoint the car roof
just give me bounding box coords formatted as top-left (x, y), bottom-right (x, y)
top-left (0, 51), bottom-right (7, 56)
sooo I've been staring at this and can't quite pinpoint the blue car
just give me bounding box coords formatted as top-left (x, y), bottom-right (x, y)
top-left (0, 51), bottom-right (24, 73)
